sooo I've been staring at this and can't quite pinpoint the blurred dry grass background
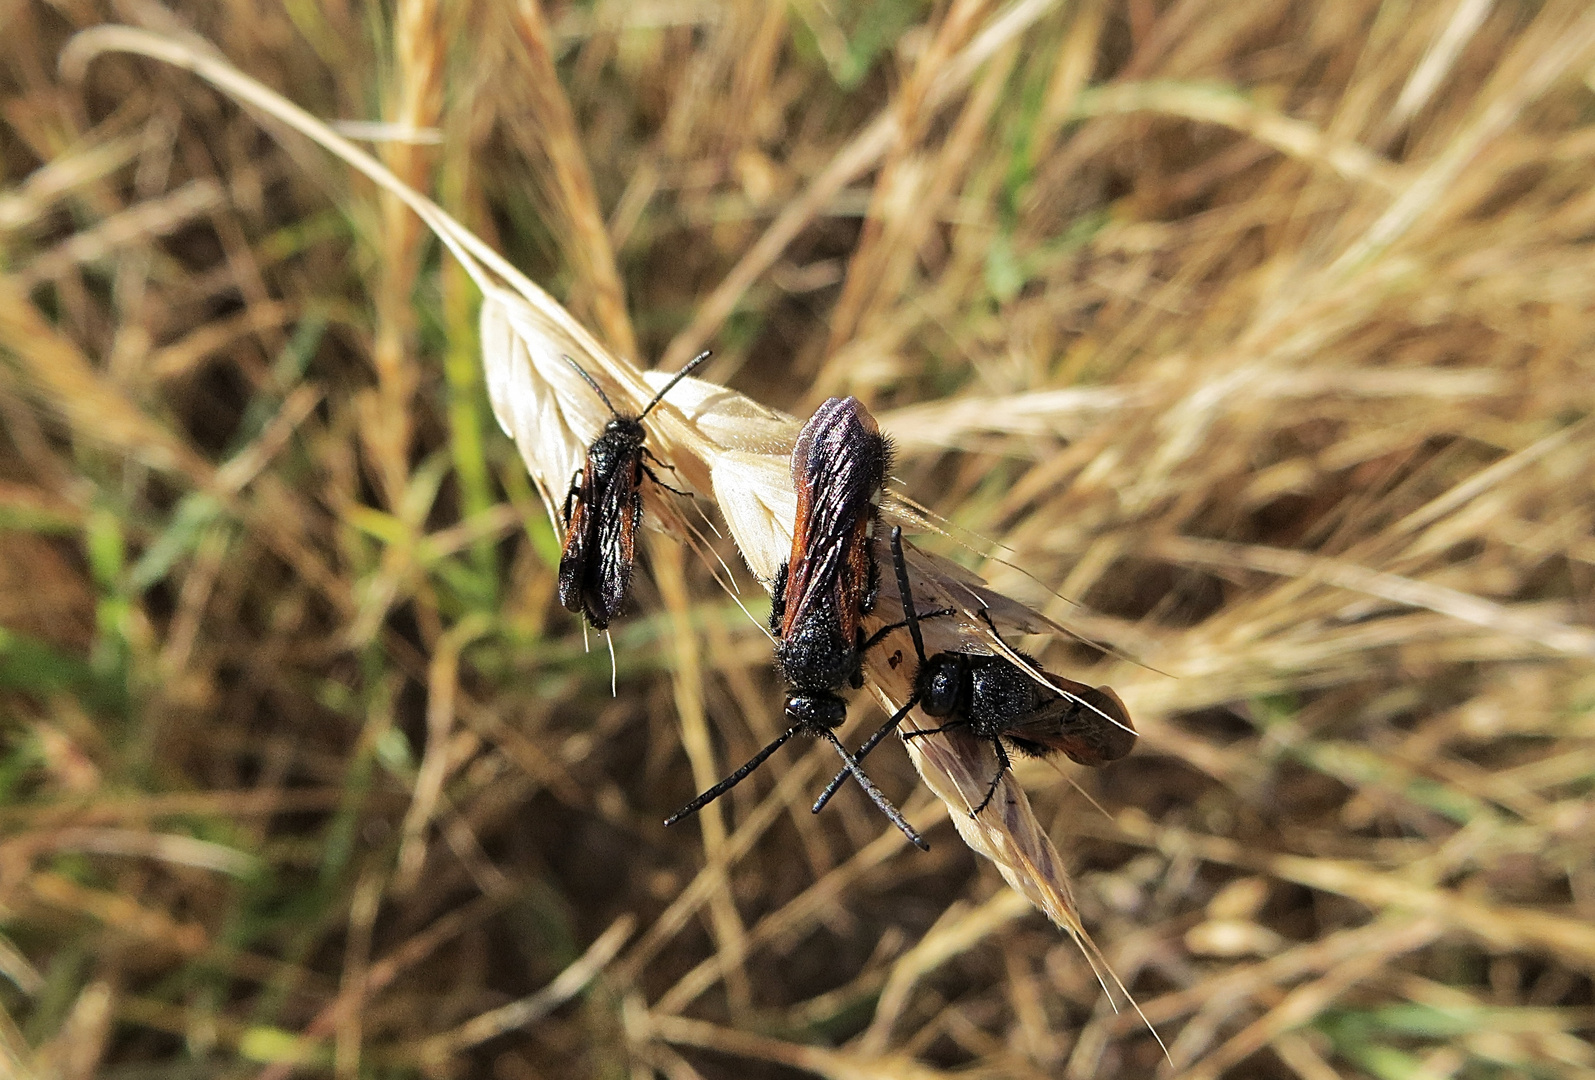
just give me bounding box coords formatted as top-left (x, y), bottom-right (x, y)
top-left (3, 0), bottom-right (1595, 1077)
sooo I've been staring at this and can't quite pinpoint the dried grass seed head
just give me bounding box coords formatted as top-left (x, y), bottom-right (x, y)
top-left (60, 22), bottom-right (1145, 951)
top-left (486, 320), bottom-right (1111, 931)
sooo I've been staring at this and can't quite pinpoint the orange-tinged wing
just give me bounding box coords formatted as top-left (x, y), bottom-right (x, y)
top-left (1008, 679), bottom-right (1136, 766)
top-left (558, 483), bottom-right (592, 615)
top-left (780, 397), bottom-right (889, 641)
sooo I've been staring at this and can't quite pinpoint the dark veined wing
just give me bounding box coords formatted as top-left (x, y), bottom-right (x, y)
top-left (837, 512), bottom-right (874, 644)
top-left (780, 397), bottom-right (890, 639)
top-left (589, 459), bottom-right (641, 628)
top-left (1006, 679), bottom-right (1136, 767)
top-left (558, 479), bottom-right (595, 616)
top-left (779, 431), bottom-right (818, 635)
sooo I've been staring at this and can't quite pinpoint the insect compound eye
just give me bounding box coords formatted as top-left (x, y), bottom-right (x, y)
top-left (922, 660), bottom-right (962, 717)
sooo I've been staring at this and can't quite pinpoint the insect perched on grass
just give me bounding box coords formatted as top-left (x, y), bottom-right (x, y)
top-left (558, 350), bottom-right (712, 631)
top-left (814, 526), bottom-right (1137, 817)
top-left (665, 397), bottom-right (930, 849)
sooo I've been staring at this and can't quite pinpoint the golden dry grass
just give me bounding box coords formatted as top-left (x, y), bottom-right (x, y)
top-left (3, 1), bottom-right (1595, 1078)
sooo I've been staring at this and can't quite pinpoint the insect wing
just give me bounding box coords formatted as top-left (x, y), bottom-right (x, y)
top-left (558, 478), bottom-right (595, 616)
top-left (1010, 678), bottom-right (1136, 766)
top-left (779, 443), bottom-right (817, 637)
top-left (781, 398), bottom-right (888, 639)
top-left (591, 455), bottom-right (642, 626)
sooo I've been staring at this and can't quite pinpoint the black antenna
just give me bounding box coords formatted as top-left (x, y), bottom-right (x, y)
top-left (812, 695), bottom-right (921, 815)
top-left (667, 717), bottom-right (927, 850)
top-left (893, 526), bottom-right (928, 665)
top-left (563, 355), bottom-right (620, 419)
top-left (637, 350), bottom-right (712, 421)
top-left (664, 725), bottom-right (798, 827)
top-left (817, 728), bottom-right (926, 850)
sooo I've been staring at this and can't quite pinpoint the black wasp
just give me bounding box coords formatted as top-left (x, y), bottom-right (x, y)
top-left (558, 350), bottom-right (711, 631)
top-left (814, 526), bottom-right (1136, 817)
top-left (665, 397), bottom-right (930, 849)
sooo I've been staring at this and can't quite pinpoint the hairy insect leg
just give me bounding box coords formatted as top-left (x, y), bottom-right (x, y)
top-left (977, 607), bottom-right (1033, 665)
top-left (769, 562), bottom-right (789, 633)
top-left (818, 729), bottom-right (928, 850)
top-left (970, 738), bottom-right (1014, 816)
top-left (640, 460), bottom-right (692, 497)
top-left (811, 691), bottom-right (921, 813)
top-left (861, 531), bottom-right (881, 614)
top-left (859, 608), bottom-right (956, 654)
top-left (901, 723), bottom-right (964, 740)
top-left (640, 445), bottom-right (681, 473)
top-left (664, 724), bottom-right (800, 827)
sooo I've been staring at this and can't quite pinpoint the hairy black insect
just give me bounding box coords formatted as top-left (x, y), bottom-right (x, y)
top-left (815, 526), bottom-right (1137, 817)
top-left (558, 351), bottom-right (711, 630)
top-left (665, 397), bottom-right (928, 849)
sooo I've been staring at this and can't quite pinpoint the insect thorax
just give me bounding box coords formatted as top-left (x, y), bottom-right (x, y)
top-left (590, 418), bottom-right (646, 470)
top-left (965, 657), bottom-right (1046, 739)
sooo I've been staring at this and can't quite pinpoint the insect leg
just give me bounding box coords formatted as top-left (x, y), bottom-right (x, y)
top-left (664, 724), bottom-right (800, 827)
top-left (970, 738), bottom-right (1014, 816)
top-left (977, 607), bottom-right (1032, 661)
top-left (901, 723), bottom-right (965, 740)
top-left (811, 691), bottom-right (920, 814)
top-left (640, 460), bottom-right (692, 497)
top-left (861, 529), bottom-right (881, 614)
top-left (859, 609), bottom-right (956, 654)
top-left (640, 445), bottom-right (680, 473)
top-left (769, 562), bottom-right (789, 633)
top-left (818, 729), bottom-right (928, 851)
